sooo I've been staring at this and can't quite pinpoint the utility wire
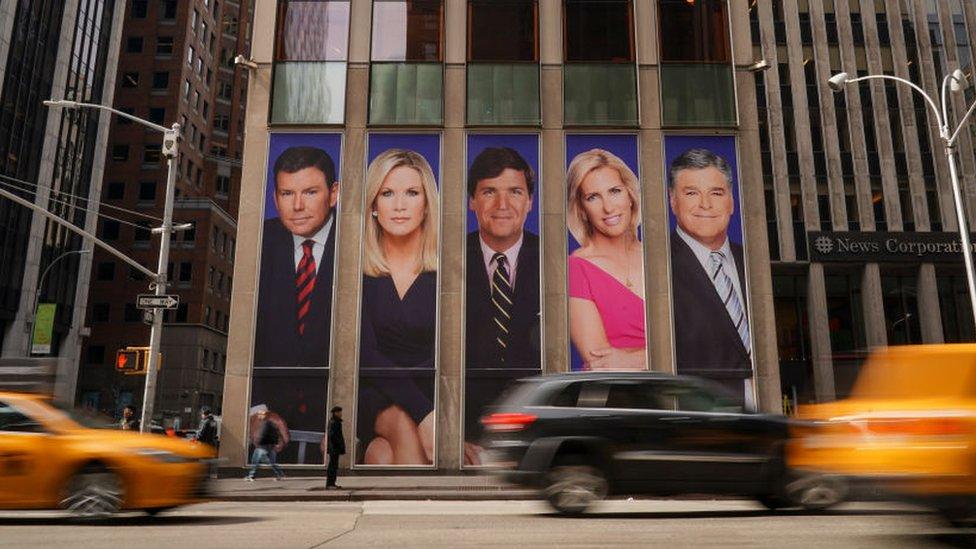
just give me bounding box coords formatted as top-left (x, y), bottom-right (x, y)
top-left (0, 177), bottom-right (166, 232)
top-left (0, 171), bottom-right (164, 223)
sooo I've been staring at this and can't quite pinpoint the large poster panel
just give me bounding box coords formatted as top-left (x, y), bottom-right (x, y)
top-left (463, 134), bottom-right (542, 465)
top-left (565, 135), bottom-right (647, 372)
top-left (250, 132), bottom-right (342, 465)
top-left (357, 133), bottom-right (441, 466)
top-left (664, 135), bottom-right (755, 403)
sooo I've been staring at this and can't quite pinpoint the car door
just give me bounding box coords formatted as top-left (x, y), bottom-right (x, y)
top-left (652, 380), bottom-right (773, 491)
top-left (0, 400), bottom-right (54, 507)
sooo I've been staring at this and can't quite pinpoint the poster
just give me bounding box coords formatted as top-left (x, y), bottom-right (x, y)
top-left (664, 135), bottom-right (754, 402)
top-left (463, 134), bottom-right (542, 465)
top-left (565, 135), bottom-right (647, 372)
top-left (250, 132), bottom-right (342, 465)
top-left (356, 133), bottom-right (441, 466)
top-left (31, 303), bottom-right (56, 355)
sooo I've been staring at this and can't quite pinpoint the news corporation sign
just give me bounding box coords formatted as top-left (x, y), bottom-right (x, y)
top-left (807, 231), bottom-right (976, 262)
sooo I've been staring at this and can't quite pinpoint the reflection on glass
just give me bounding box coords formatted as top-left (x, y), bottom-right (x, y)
top-left (467, 64), bottom-right (539, 125)
top-left (563, 0), bottom-right (634, 62)
top-left (563, 64), bottom-right (637, 126)
top-left (272, 62), bottom-right (347, 124)
top-left (276, 1), bottom-right (350, 61)
top-left (371, 0), bottom-right (443, 61)
top-left (369, 63), bottom-right (443, 125)
top-left (468, 0), bottom-right (537, 61)
top-left (658, 0), bottom-right (730, 62)
top-left (661, 64), bottom-right (736, 126)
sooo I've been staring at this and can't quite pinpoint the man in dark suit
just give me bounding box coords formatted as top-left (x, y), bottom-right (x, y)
top-left (325, 405), bottom-right (345, 489)
top-left (668, 148), bottom-right (752, 386)
top-left (464, 147), bottom-right (540, 462)
top-left (253, 146), bottom-right (339, 369)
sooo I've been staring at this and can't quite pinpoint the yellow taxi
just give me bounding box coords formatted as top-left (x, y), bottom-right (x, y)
top-left (0, 391), bottom-right (215, 517)
top-left (788, 344), bottom-right (976, 523)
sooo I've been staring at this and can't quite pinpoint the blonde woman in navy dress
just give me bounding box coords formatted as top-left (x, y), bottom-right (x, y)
top-left (358, 149), bottom-right (439, 465)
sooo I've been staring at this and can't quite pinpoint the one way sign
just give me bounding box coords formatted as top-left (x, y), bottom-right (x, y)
top-left (136, 294), bottom-right (180, 310)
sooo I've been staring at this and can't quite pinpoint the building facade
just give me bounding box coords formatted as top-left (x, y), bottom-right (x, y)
top-left (0, 0), bottom-right (126, 402)
top-left (78, 0), bottom-right (251, 428)
top-left (221, 0), bottom-right (976, 472)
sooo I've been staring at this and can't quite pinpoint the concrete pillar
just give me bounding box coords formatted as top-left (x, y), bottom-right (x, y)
top-left (917, 263), bottom-right (945, 343)
top-left (435, 0), bottom-right (466, 470)
top-left (540, 0), bottom-right (566, 374)
top-left (807, 264), bottom-right (836, 402)
top-left (861, 263), bottom-right (888, 348)
top-left (220, 0), bottom-right (277, 468)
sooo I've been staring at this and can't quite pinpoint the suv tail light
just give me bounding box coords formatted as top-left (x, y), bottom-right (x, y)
top-left (481, 412), bottom-right (537, 432)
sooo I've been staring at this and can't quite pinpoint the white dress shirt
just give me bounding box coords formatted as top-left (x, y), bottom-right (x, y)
top-left (291, 214), bottom-right (334, 275)
top-left (480, 233), bottom-right (523, 286)
top-left (676, 226), bottom-right (745, 310)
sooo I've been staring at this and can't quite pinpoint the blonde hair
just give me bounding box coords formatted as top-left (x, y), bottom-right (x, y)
top-left (566, 148), bottom-right (641, 246)
top-left (363, 149), bottom-right (440, 277)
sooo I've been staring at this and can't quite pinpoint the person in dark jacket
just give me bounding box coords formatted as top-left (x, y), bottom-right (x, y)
top-left (325, 406), bottom-right (346, 489)
top-left (245, 407), bottom-right (287, 481)
top-left (119, 405), bottom-right (140, 431)
top-left (195, 406), bottom-right (219, 447)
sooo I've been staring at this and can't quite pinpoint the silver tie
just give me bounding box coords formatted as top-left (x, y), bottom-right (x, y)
top-left (709, 251), bottom-right (751, 354)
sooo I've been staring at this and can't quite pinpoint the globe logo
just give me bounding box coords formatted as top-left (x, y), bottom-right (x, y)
top-left (813, 235), bottom-right (834, 255)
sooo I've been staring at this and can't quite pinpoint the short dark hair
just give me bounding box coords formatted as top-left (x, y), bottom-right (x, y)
top-left (273, 146), bottom-right (337, 189)
top-left (123, 405), bottom-right (136, 413)
top-left (331, 406), bottom-right (342, 414)
top-left (467, 147), bottom-right (535, 198)
top-left (667, 148), bottom-right (733, 191)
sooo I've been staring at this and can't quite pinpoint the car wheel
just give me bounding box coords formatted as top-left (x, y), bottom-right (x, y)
top-left (755, 493), bottom-right (792, 511)
top-left (786, 474), bottom-right (848, 511)
top-left (544, 461), bottom-right (608, 516)
top-left (60, 465), bottom-right (124, 518)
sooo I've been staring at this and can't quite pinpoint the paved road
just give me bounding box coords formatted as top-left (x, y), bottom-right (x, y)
top-left (0, 500), bottom-right (971, 548)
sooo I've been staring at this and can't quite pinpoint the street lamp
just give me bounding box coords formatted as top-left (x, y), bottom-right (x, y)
top-left (828, 69), bottom-right (976, 329)
top-left (26, 249), bottom-right (91, 354)
top-left (44, 99), bottom-right (181, 433)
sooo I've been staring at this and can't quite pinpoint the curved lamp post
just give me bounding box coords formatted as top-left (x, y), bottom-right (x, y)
top-left (27, 249), bottom-right (91, 354)
top-left (828, 69), bottom-right (976, 330)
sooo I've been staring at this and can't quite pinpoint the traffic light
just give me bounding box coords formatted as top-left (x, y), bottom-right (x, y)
top-left (115, 347), bottom-right (150, 375)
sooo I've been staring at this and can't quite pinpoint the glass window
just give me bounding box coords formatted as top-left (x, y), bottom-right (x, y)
top-left (132, 0), bottom-right (148, 18)
top-left (152, 71), bottom-right (169, 89)
top-left (276, 1), bottom-right (350, 61)
top-left (881, 272), bottom-right (922, 345)
top-left (272, 62), bottom-right (347, 124)
top-left (658, 0), bottom-right (729, 62)
top-left (121, 72), bottom-right (139, 88)
top-left (0, 402), bottom-right (44, 433)
top-left (179, 262), bottom-right (193, 282)
top-left (124, 303), bottom-right (142, 322)
top-left (112, 145), bottom-right (129, 161)
top-left (148, 107), bottom-right (165, 124)
top-left (139, 181), bottom-right (156, 201)
top-left (938, 272), bottom-right (976, 342)
top-left (467, 64), bottom-right (539, 125)
top-left (106, 182), bottom-right (124, 199)
top-left (371, 0), bottom-right (443, 61)
top-left (96, 262), bottom-right (115, 281)
top-left (369, 62), bottom-right (443, 124)
top-left (604, 382), bottom-right (659, 410)
top-left (468, 0), bottom-right (537, 61)
top-left (660, 64), bottom-right (736, 126)
top-left (127, 36), bottom-right (144, 53)
top-left (563, 64), bottom-right (637, 125)
top-left (92, 303), bottom-right (110, 322)
top-left (564, 0), bottom-right (634, 62)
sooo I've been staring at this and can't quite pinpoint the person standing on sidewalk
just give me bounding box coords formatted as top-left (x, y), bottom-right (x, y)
top-left (326, 406), bottom-right (345, 489)
top-left (245, 407), bottom-right (288, 481)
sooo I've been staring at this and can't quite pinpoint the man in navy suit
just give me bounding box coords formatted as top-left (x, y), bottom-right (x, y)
top-left (668, 148), bottom-right (752, 391)
top-left (254, 146), bottom-right (339, 370)
top-left (464, 147), bottom-right (540, 462)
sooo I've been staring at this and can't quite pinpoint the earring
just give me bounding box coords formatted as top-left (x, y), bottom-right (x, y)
top-left (371, 211), bottom-right (378, 218)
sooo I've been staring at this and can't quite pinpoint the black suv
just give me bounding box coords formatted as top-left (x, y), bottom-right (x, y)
top-left (480, 372), bottom-right (835, 515)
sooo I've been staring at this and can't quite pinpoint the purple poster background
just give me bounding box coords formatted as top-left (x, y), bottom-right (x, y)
top-left (565, 134), bottom-right (643, 371)
top-left (265, 133), bottom-right (343, 220)
top-left (368, 133), bottom-right (441, 183)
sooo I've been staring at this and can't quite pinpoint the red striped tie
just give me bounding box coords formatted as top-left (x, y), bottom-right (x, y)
top-left (295, 240), bottom-right (316, 336)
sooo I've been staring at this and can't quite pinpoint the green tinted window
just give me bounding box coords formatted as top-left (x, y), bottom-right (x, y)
top-left (563, 63), bottom-right (637, 126)
top-left (467, 64), bottom-right (540, 125)
top-left (369, 63), bottom-right (443, 125)
top-left (271, 62), bottom-right (347, 124)
top-left (661, 64), bottom-right (736, 126)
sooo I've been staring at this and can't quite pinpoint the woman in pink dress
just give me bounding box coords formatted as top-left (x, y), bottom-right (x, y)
top-left (567, 149), bottom-right (646, 371)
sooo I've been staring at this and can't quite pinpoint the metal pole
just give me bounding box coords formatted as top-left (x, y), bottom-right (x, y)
top-left (945, 142), bottom-right (976, 330)
top-left (26, 249), bottom-right (90, 355)
top-left (140, 124), bottom-right (180, 433)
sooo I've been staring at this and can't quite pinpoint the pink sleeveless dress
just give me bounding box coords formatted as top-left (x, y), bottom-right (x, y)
top-left (568, 256), bottom-right (646, 349)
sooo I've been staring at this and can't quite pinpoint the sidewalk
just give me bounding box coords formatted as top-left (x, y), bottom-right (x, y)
top-left (210, 474), bottom-right (538, 502)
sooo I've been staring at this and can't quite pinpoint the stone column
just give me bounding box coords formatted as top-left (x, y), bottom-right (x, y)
top-left (917, 263), bottom-right (945, 343)
top-left (807, 264), bottom-right (836, 402)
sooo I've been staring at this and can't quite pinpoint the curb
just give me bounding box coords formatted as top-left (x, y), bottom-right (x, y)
top-left (212, 490), bottom-right (539, 502)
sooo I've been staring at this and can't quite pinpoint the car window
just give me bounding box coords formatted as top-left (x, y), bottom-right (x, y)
top-left (604, 382), bottom-right (660, 410)
top-left (0, 401), bottom-right (46, 433)
top-left (657, 381), bottom-right (743, 414)
top-left (550, 382), bottom-right (582, 407)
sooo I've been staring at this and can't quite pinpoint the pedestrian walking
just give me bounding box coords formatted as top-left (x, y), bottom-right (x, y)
top-left (119, 405), bottom-right (140, 431)
top-left (245, 407), bottom-right (288, 481)
top-left (326, 406), bottom-right (345, 489)
top-left (195, 406), bottom-right (219, 447)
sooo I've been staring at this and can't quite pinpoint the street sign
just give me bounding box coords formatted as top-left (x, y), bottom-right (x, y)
top-left (136, 294), bottom-right (180, 310)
